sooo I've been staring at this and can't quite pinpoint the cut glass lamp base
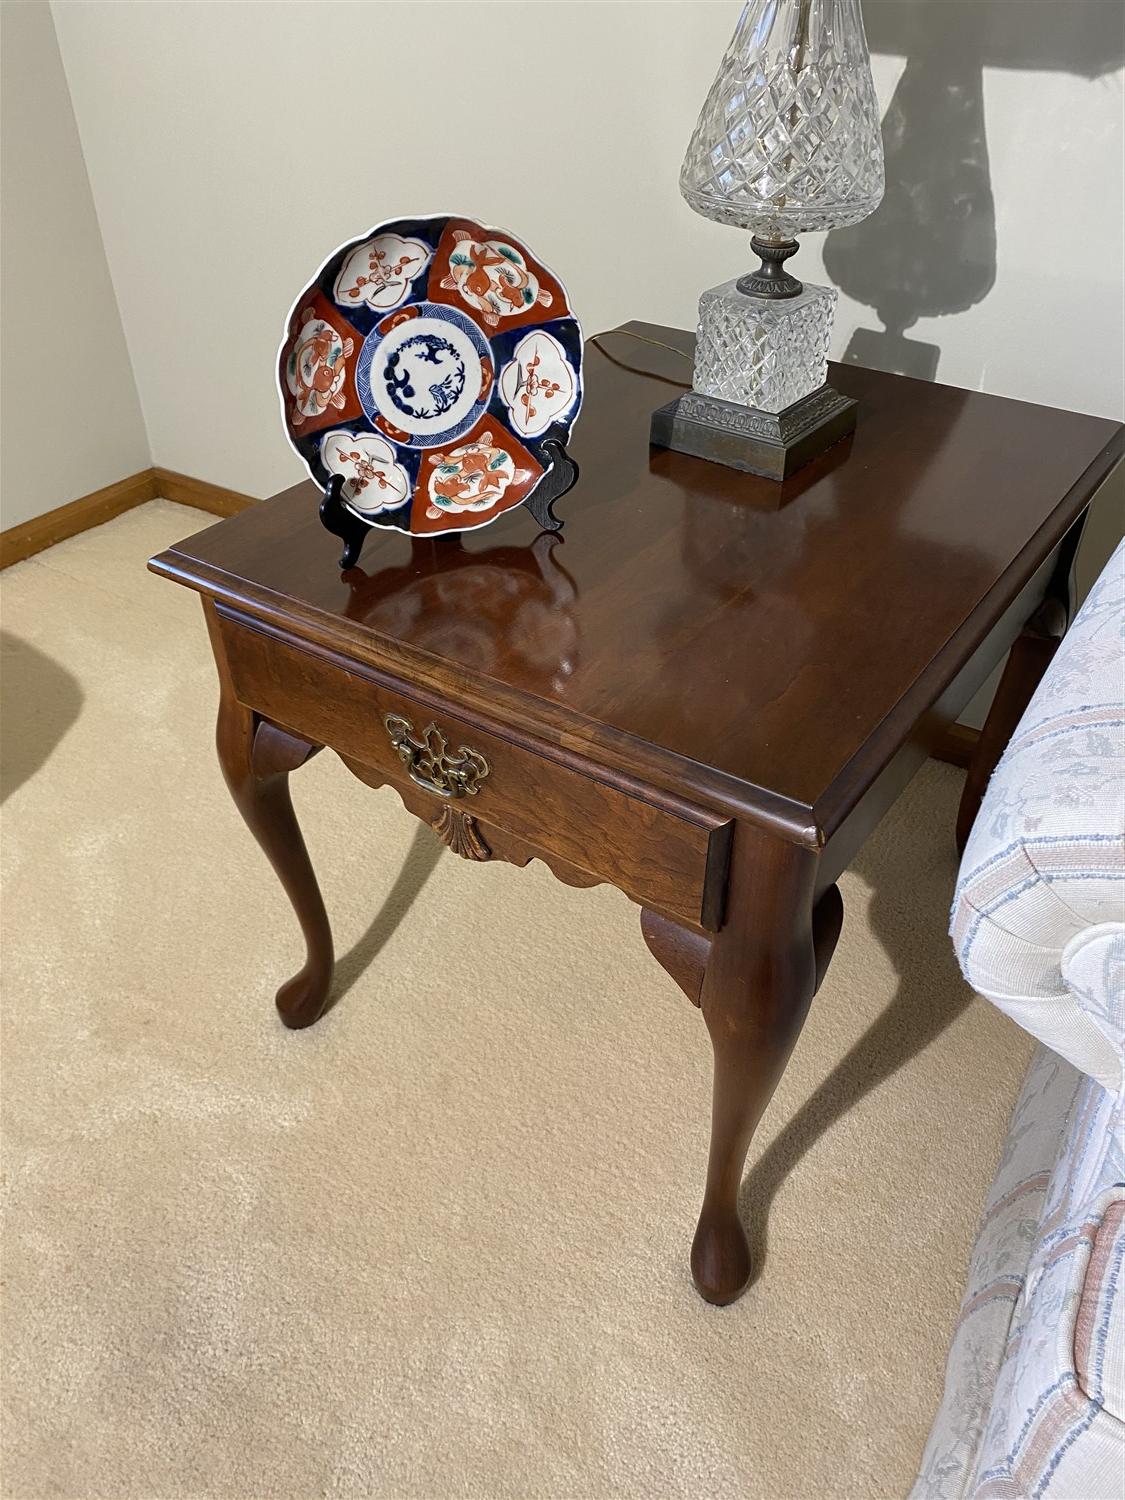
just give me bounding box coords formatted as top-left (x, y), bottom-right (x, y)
top-left (651, 272), bottom-right (855, 479)
top-left (650, 384), bottom-right (857, 480)
top-left (694, 276), bottom-right (837, 413)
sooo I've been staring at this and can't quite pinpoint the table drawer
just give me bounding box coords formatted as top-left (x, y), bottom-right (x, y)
top-left (217, 612), bottom-right (732, 930)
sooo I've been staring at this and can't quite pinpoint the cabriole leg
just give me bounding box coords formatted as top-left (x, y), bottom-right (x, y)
top-left (205, 601), bottom-right (334, 1029)
top-left (647, 829), bottom-right (840, 1306)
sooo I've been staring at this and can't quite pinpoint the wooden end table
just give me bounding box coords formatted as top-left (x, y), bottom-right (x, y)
top-left (151, 324), bottom-right (1122, 1305)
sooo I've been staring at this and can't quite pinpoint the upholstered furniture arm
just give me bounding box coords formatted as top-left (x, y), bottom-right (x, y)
top-left (951, 541), bottom-right (1125, 1094)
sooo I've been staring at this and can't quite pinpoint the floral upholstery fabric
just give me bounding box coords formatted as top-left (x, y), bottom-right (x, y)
top-left (912, 1050), bottom-right (1123, 1498)
top-left (950, 539), bottom-right (1125, 1093)
top-left (914, 541), bottom-right (1124, 1498)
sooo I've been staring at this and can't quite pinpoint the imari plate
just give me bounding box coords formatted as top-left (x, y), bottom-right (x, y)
top-left (277, 214), bottom-right (583, 537)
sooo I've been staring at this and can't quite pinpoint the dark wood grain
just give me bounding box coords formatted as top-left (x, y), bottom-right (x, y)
top-left (216, 609), bottom-right (733, 930)
top-left (640, 909), bottom-right (711, 1007)
top-left (933, 724), bottom-right (981, 771)
top-left (152, 324), bottom-right (1122, 846)
top-left (956, 598), bottom-right (1068, 852)
top-left (205, 600), bottom-right (334, 1029)
top-left (340, 752), bottom-right (635, 898)
top-left (153, 327), bottom-right (1123, 1306)
top-left (689, 832), bottom-right (844, 1305)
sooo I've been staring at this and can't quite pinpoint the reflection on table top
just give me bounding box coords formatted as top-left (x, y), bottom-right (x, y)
top-left (155, 322), bottom-right (1123, 818)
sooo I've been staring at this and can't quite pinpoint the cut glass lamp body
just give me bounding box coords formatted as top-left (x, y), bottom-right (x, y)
top-left (680, 0), bottom-right (884, 238)
top-left (659, 0), bottom-right (884, 473)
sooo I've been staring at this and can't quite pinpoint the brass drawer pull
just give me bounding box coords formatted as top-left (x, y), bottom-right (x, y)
top-left (382, 713), bottom-right (490, 799)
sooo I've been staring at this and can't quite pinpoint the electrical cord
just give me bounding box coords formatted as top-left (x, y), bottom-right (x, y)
top-left (588, 327), bottom-right (692, 388)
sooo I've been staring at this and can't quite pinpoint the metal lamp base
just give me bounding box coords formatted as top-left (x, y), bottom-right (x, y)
top-left (650, 384), bottom-right (856, 481)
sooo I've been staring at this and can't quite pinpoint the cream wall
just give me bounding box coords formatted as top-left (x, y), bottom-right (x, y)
top-left (49, 0), bottom-right (1125, 510)
top-left (0, 0), bottom-right (149, 528)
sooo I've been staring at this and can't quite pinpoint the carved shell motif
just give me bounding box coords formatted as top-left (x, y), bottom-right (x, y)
top-left (432, 804), bottom-right (491, 861)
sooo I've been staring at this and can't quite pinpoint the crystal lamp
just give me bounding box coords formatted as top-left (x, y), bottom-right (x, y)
top-left (652, 0), bottom-right (885, 479)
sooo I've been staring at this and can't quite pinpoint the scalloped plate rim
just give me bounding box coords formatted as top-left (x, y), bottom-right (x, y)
top-left (276, 210), bottom-right (584, 538)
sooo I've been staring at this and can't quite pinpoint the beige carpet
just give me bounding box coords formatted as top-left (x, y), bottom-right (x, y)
top-left (0, 500), bottom-right (1033, 1500)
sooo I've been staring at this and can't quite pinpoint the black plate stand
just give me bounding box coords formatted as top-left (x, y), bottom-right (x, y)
top-left (319, 423), bottom-right (579, 571)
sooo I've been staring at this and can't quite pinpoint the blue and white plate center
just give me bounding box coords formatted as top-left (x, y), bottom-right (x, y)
top-left (358, 302), bottom-right (491, 446)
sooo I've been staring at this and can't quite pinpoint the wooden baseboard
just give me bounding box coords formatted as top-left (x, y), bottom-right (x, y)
top-left (1, 466), bottom-right (258, 568)
top-left (0, 470), bottom-right (158, 568)
top-left (152, 467), bottom-right (257, 518)
top-left (933, 722), bottom-right (980, 769)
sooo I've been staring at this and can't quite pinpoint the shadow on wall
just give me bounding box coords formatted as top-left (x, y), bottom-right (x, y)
top-left (825, 0), bottom-right (1125, 381)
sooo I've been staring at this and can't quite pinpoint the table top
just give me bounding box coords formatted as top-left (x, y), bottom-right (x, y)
top-left (154, 321), bottom-right (1122, 837)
